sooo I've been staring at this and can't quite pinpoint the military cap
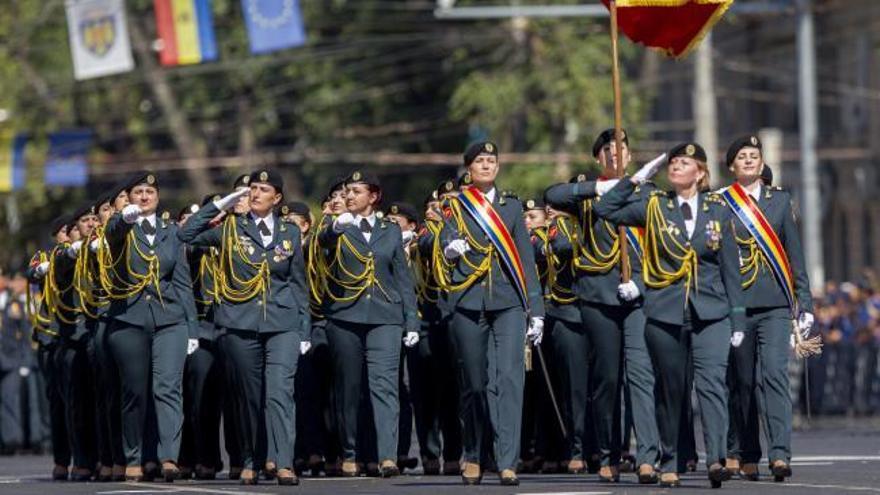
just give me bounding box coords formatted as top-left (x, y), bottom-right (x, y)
top-left (760, 164), bottom-right (774, 187)
top-left (233, 173), bottom-right (251, 189)
top-left (178, 203), bottom-right (199, 220)
top-left (125, 171), bottom-right (159, 192)
top-left (71, 201), bottom-right (98, 222)
top-left (50, 214), bottom-right (71, 236)
top-left (248, 169), bottom-right (284, 194)
top-left (436, 178), bottom-right (457, 198)
top-left (387, 202), bottom-right (419, 223)
top-left (344, 170), bottom-right (381, 189)
top-left (524, 198), bottom-right (545, 211)
top-left (463, 141), bottom-right (498, 167)
top-left (668, 142), bottom-right (707, 163)
top-left (280, 201), bottom-right (310, 218)
top-left (592, 128), bottom-right (629, 158)
top-left (424, 190), bottom-right (439, 206)
top-left (457, 172), bottom-right (473, 188)
top-left (725, 134), bottom-right (763, 167)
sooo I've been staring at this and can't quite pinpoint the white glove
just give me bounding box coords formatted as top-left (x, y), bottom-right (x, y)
top-left (631, 153), bottom-right (667, 184)
top-left (617, 280), bottom-right (640, 302)
top-left (798, 312), bottom-right (814, 338)
top-left (401, 230), bottom-right (415, 244)
top-left (596, 179), bottom-right (620, 196)
top-left (333, 212), bottom-right (356, 232)
top-left (300, 341), bottom-right (312, 355)
top-left (19, 366), bottom-right (30, 377)
top-left (67, 240), bottom-right (83, 259)
top-left (35, 262), bottom-right (50, 277)
top-left (213, 188), bottom-right (250, 212)
top-left (187, 339), bottom-right (199, 355)
top-left (790, 334), bottom-right (796, 349)
top-left (122, 204), bottom-right (142, 224)
top-left (403, 331), bottom-right (420, 348)
top-left (731, 331), bottom-right (745, 348)
top-left (443, 239), bottom-right (470, 259)
top-left (527, 317), bottom-right (544, 346)
top-left (89, 238), bottom-right (103, 252)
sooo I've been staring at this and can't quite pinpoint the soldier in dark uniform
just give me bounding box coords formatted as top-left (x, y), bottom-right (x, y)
top-left (317, 171), bottom-right (420, 478)
top-left (438, 142), bottom-right (545, 486)
top-left (101, 172), bottom-right (196, 482)
top-left (594, 142), bottom-right (744, 488)
top-left (25, 217), bottom-right (72, 480)
top-left (409, 185), bottom-right (463, 476)
top-left (44, 203), bottom-right (100, 481)
top-left (722, 135), bottom-right (813, 482)
top-left (544, 129), bottom-right (659, 483)
top-left (179, 170), bottom-right (311, 485)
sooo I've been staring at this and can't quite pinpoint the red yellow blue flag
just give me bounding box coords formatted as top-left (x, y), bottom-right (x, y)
top-left (154, 0), bottom-right (218, 66)
top-left (0, 132), bottom-right (29, 193)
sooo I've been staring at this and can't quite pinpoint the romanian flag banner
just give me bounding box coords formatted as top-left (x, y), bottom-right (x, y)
top-left (0, 132), bottom-right (29, 192)
top-left (154, 0), bottom-right (218, 66)
top-left (457, 186), bottom-right (530, 311)
top-left (721, 183), bottom-right (798, 317)
top-left (625, 226), bottom-right (644, 261)
top-left (602, 0), bottom-right (734, 58)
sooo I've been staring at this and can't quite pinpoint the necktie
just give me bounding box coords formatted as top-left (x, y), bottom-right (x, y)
top-left (257, 220), bottom-right (271, 236)
top-left (141, 219), bottom-right (156, 236)
top-left (680, 202), bottom-right (693, 221)
top-left (360, 218), bottom-right (372, 234)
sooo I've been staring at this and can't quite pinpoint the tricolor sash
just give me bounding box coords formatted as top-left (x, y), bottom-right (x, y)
top-left (457, 186), bottom-right (530, 311)
top-left (624, 226), bottom-right (644, 260)
top-left (721, 183), bottom-right (797, 316)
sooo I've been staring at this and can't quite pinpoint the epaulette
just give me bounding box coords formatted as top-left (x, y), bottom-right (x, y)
top-left (705, 193), bottom-right (725, 204)
top-left (502, 190), bottom-right (519, 199)
top-left (649, 190), bottom-right (666, 197)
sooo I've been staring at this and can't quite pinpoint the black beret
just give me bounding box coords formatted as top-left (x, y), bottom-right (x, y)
top-left (71, 201), bottom-right (98, 222)
top-left (725, 134), bottom-right (762, 167)
top-left (50, 214), bottom-right (71, 236)
top-left (436, 178), bottom-right (457, 197)
top-left (280, 201), bottom-right (310, 218)
top-left (424, 190), bottom-right (439, 206)
top-left (592, 128), bottom-right (628, 158)
top-left (201, 193), bottom-right (223, 207)
top-left (387, 202), bottom-right (419, 223)
top-left (457, 172), bottom-right (473, 188)
top-left (523, 198), bottom-right (545, 211)
top-left (126, 171), bottom-right (159, 192)
top-left (344, 170), bottom-right (381, 189)
top-left (248, 169), bottom-right (284, 195)
top-left (760, 164), bottom-right (774, 187)
top-left (233, 173), bottom-right (251, 189)
top-left (668, 142), bottom-right (707, 163)
top-left (177, 203), bottom-right (200, 220)
top-left (463, 141), bottom-right (498, 167)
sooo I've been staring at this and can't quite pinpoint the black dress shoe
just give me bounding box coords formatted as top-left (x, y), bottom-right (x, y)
top-left (771, 460), bottom-right (792, 482)
top-left (422, 458), bottom-right (441, 475)
top-left (143, 462), bottom-right (159, 482)
top-left (708, 463), bottom-right (728, 489)
top-left (380, 460), bottom-right (400, 478)
top-left (52, 465), bottom-right (69, 481)
top-left (70, 468), bottom-right (93, 482)
top-left (638, 464), bottom-right (659, 484)
top-left (240, 468), bottom-right (257, 485)
top-left (659, 473), bottom-right (681, 487)
top-left (277, 468), bottom-right (299, 485)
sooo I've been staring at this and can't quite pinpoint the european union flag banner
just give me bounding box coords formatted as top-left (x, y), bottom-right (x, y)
top-left (0, 132), bottom-right (29, 192)
top-left (242, 0), bottom-right (306, 55)
top-left (45, 130), bottom-right (93, 187)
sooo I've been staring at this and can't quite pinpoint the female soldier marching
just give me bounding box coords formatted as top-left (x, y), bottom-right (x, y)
top-left (178, 169), bottom-right (311, 485)
top-left (316, 171), bottom-right (420, 478)
top-left (721, 135), bottom-right (813, 482)
top-left (594, 143), bottom-right (744, 489)
top-left (437, 141), bottom-right (545, 486)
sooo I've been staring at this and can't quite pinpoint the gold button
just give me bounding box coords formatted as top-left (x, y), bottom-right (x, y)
top-left (145, 295), bottom-right (152, 301)
top-left (368, 251), bottom-right (373, 256)
top-left (149, 250), bottom-right (155, 255)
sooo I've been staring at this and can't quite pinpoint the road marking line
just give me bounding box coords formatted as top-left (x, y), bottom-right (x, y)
top-left (757, 481), bottom-right (880, 493)
top-left (515, 492), bottom-right (613, 495)
top-left (122, 482), bottom-right (273, 495)
top-left (793, 455), bottom-right (880, 462)
top-left (789, 461), bottom-right (834, 466)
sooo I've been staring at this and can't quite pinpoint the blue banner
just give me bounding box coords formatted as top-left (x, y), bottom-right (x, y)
top-left (45, 130), bottom-right (92, 187)
top-left (0, 133), bottom-right (29, 192)
top-left (241, 0), bottom-right (306, 55)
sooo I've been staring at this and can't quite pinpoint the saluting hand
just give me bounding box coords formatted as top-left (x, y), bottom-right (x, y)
top-left (67, 240), bottom-right (83, 259)
top-left (214, 187), bottom-right (250, 212)
top-left (333, 212), bottom-right (356, 232)
top-left (596, 179), bottom-right (620, 195)
top-left (122, 204), bottom-right (142, 224)
top-left (631, 153), bottom-right (667, 184)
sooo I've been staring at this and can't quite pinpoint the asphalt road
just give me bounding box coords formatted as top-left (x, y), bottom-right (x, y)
top-left (1, 420), bottom-right (879, 495)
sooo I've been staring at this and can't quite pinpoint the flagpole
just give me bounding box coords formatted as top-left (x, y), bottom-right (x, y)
top-left (609, 0), bottom-right (631, 282)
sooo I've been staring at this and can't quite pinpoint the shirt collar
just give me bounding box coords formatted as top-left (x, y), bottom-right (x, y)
top-left (676, 194), bottom-right (698, 211)
top-left (140, 213), bottom-right (157, 227)
top-left (355, 213), bottom-right (377, 227)
top-left (743, 181), bottom-right (762, 201)
top-left (250, 211), bottom-right (275, 230)
top-left (485, 187), bottom-right (497, 203)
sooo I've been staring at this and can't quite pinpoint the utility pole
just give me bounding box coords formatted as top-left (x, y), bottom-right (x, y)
top-left (693, 32), bottom-right (719, 185)
top-left (797, 0), bottom-right (824, 287)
